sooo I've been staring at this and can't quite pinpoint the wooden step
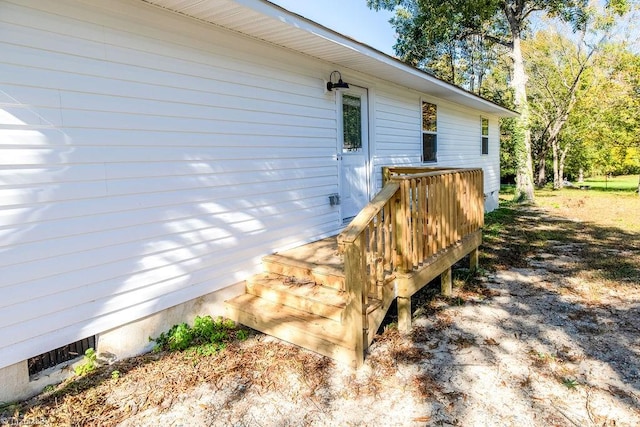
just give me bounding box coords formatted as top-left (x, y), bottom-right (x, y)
top-left (246, 273), bottom-right (347, 321)
top-left (262, 254), bottom-right (345, 290)
top-left (225, 294), bottom-right (360, 366)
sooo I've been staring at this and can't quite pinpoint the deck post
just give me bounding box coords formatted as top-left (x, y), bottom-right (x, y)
top-left (441, 267), bottom-right (452, 296)
top-left (397, 296), bottom-right (411, 333)
top-left (343, 235), bottom-right (366, 367)
top-left (469, 247), bottom-right (479, 272)
top-left (382, 166), bottom-right (391, 185)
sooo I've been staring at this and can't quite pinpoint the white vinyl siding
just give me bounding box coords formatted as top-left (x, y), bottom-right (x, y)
top-left (0, 0), bottom-right (342, 369)
top-left (0, 0), bottom-right (504, 370)
top-left (371, 88), bottom-right (500, 205)
top-left (371, 87), bottom-right (421, 188)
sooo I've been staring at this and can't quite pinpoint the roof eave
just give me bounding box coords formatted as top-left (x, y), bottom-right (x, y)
top-left (142, 0), bottom-right (519, 117)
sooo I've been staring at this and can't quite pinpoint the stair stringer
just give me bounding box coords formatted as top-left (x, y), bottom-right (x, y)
top-left (365, 280), bottom-right (397, 346)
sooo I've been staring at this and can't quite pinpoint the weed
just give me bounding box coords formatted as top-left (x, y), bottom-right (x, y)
top-left (169, 323), bottom-right (194, 351)
top-left (74, 348), bottom-right (97, 376)
top-left (531, 351), bottom-right (557, 367)
top-left (42, 384), bottom-right (55, 393)
top-left (562, 378), bottom-right (580, 389)
top-left (186, 342), bottom-right (226, 357)
top-left (111, 370), bottom-right (120, 380)
top-left (151, 315), bottom-right (247, 357)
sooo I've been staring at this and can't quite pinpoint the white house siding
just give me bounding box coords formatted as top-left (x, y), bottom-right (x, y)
top-left (0, 0), bottom-right (504, 371)
top-left (371, 87), bottom-right (501, 210)
top-left (0, 0), bottom-right (344, 370)
top-left (371, 86), bottom-right (422, 187)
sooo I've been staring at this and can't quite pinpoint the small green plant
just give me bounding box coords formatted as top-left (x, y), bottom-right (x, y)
top-left (236, 329), bottom-right (249, 341)
top-left (111, 370), bottom-right (120, 380)
top-left (74, 348), bottom-right (97, 376)
top-left (536, 352), bottom-right (557, 363)
top-left (562, 377), bottom-right (579, 389)
top-left (42, 384), bottom-right (56, 393)
top-left (151, 315), bottom-right (247, 357)
top-left (169, 323), bottom-right (194, 351)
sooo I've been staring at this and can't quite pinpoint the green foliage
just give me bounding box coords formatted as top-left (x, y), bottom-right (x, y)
top-left (111, 370), bottom-right (120, 380)
top-left (151, 315), bottom-right (246, 356)
top-left (368, 0), bottom-right (636, 195)
top-left (74, 348), bottom-right (97, 376)
top-left (367, 0), bottom-right (600, 92)
top-left (500, 118), bottom-right (519, 181)
top-left (169, 323), bottom-right (194, 351)
top-left (42, 384), bottom-right (56, 393)
top-left (524, 20), bottom-right (640, 183)
top-left (562, 377), bottom-right (580, 389)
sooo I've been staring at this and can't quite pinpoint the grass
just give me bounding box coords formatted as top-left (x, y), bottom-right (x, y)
top-left (535, 187), bottom-right (640, 232)
top-left (583, 174), bottom-right (639, 192)
top-left (484, 186), bottom-right (640, 299)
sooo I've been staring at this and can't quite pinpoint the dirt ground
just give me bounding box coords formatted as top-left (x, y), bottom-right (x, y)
top-left (3, 190), bottom-right (640, 426)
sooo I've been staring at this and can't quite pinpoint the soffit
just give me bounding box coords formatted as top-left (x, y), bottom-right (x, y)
top-left (142, 0), bottom-right (518, 117)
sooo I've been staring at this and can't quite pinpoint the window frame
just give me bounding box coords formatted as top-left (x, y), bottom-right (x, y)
top-left (481, 116), bottom-right (489, 155)
top-left (421, 100), bottom-right (438, 163)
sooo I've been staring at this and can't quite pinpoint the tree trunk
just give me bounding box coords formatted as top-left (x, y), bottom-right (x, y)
top-left (559, 144), bottom-right (569, 188)
top-left (536, 156), bottom-right (547, 187)
top-left (449, 43), bottom-right (456, 84)
top-left (548, 102), bottom-right (575, 189)
top-left (511, 35), bottom-right (535, 202)
top-left (552, 137), bottom-right (561, 189)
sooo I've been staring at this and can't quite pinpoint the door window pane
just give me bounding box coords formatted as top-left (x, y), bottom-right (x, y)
top-left (343, 95), bottom-right (362, 152)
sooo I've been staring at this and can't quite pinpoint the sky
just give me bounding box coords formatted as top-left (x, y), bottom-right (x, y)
top-left (268, 0), bottom-right (398, 56)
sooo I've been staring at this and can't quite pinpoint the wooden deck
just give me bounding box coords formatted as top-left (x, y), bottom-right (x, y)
top-left (225, 167), bottom-right (484, 367)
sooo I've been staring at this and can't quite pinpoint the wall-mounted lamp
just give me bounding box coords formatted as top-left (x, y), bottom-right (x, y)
top-left (326, 71), bottom-right (349, 92)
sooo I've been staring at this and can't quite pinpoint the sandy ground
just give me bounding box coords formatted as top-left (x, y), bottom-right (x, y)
top-left (116, 218), bottom-right (640, 426)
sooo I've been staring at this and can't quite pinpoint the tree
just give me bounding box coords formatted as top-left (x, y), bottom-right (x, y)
top-left (575, 45), bottom-right (640, 177)
top-left (368, 0), bottom-right (623, 202)
top-left (526, 29), bottom-right (597, 189)
top-left (526, 3), bottom-right (635, 189)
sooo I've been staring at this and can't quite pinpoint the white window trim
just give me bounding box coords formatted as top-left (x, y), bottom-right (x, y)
top-left (481, 116), bottom-right (489, 155)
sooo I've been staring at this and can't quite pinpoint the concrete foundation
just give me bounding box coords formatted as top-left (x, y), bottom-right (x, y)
top-left (485, 189), bottom-right (499, 212)
top-left (0, 282), bottom-right (244, 405)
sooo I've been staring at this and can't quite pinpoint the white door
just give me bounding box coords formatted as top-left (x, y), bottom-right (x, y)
top-left (339, 86), bottom-right (369, 222)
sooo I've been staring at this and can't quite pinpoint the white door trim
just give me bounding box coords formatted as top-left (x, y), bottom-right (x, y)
top-left (337, 85), bottom-right (370, 223)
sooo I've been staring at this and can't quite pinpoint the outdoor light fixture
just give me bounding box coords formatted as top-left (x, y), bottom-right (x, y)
top-left (326, 70), bottom-right (349, 91)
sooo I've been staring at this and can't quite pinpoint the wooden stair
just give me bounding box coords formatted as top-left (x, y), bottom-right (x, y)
top-left (226, 167), bottom-right (486, 368)
top-left (225, 238), bottom-right (367, 366)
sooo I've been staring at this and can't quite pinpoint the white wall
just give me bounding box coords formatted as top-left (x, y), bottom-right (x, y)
top-left (371, 86), bottom-right (501, 209)
top-left (0, 0), bottom-right (503, 371)
top-left (0, 0), bottom-right (344, 370)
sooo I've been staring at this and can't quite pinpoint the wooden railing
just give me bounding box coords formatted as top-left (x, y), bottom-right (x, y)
top-left (337, 166), bottom-right (484, 364)
top-left (337, 181), bottom-right (400, 299)
top-left (383, 167), bottom-right (484, 272)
